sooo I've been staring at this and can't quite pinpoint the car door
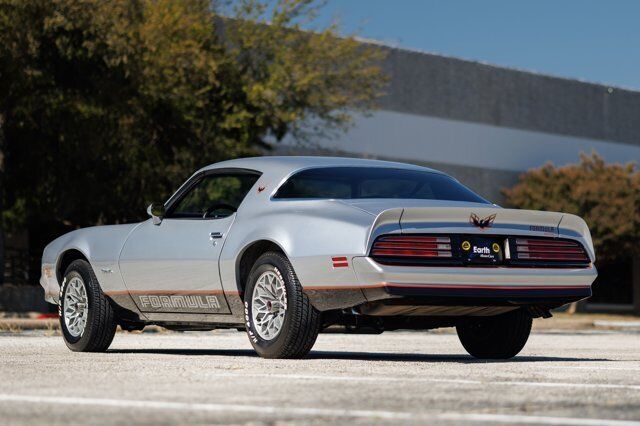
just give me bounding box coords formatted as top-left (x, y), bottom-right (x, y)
top-left (119, 170), bottom-right (260, 315)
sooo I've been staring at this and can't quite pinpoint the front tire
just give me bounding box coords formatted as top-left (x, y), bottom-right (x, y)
top-left (456, 309), bottom-right (532, 359)
top-left (59, 259), bottom-right (117, 352)
top-left (244, 252), bottom-right (320, 359)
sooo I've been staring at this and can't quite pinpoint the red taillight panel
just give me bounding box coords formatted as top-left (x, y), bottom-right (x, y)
top-left (371, 235), bottom-right (453, 261)
top-left (512, 238), bottom-right (590, 265)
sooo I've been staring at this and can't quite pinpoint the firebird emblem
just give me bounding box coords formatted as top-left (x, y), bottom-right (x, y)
top-left (257, 185), bottom-right (266, 193)
top-left (470, 213), bottom-right (496, 229)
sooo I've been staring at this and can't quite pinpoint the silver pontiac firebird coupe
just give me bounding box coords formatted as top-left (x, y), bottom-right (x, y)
top-left (40, 156), bottom-right (597, 359)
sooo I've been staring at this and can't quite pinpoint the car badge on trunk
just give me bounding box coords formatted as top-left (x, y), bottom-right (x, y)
top-left (470, 213), bottom-right (496, 229)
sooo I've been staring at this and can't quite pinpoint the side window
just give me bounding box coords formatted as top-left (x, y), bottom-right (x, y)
top-left (168, 173), bottom-right (260, 219)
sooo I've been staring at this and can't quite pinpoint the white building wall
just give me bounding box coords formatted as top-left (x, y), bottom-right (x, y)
top-left (304, 110), bottom-right (640, 173)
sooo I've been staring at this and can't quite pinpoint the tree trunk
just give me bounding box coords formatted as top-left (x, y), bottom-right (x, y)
top-left (633, 258), bottom-right (640, 315)
top-left (0, 226), bottom-right (4, 286)
top-left (0, 119), bottom-right (4, 286)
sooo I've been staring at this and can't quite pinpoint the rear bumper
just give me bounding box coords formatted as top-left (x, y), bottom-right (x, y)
top-left (362, 284), bottom-right (591, 309)
top-left (352, 256), bottom-right (596, 306)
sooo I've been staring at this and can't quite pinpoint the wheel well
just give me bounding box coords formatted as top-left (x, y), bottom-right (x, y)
top-left (57, 249), bottom-right (88, 283)
top-left (237, 240), bottom-right (285, 298)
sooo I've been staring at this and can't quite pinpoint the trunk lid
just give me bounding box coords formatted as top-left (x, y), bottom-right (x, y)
top-left (399, 206), bottom-right (562, 237)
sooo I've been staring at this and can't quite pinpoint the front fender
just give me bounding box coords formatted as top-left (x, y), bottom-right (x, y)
top-left (40, 223), bottom-right (141, 304)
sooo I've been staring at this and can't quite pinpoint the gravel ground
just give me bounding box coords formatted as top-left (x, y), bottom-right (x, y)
top-left (1, 328), bottom-right (639, 425)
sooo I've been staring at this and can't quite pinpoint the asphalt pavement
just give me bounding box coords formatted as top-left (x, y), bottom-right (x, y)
top-left (1, 326), bottom-right (639, 425)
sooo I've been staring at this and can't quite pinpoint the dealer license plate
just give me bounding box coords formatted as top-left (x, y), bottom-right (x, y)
top-left (461, 237), bottom-right (503, 265)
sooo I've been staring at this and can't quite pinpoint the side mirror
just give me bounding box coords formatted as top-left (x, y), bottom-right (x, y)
top-left (147, 203), bottom-right (165, 226)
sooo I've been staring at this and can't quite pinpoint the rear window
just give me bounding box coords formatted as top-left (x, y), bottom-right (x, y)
top-left (273, 167), bottom-right (489, 203)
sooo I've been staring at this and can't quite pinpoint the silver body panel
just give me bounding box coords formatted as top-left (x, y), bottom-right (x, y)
top-left (41, 156), bottom-right (598, 325)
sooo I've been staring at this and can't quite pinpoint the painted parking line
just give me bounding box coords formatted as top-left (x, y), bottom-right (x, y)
top-left (0, 393), bottom-right (412, 421)
top-left (439, 413), bottom-right (640, 426)
top-left (203, 371), bottom-right (640, 391)
top-left (0, 394), bottom-right (638, 426)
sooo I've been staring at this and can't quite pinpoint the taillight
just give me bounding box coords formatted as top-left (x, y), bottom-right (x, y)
top-left (371, 235), bottom-right (452, 258)
top-left (512, 238), bottom-right (590, 264)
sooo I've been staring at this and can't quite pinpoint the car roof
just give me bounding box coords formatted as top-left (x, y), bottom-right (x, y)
top-left (200, 156), bottom-right (444, 176)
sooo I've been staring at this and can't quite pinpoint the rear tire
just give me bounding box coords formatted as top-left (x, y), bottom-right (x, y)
top-left (59, 259), bottom-right (117, 352)
top-left (244, 252), bottom-right (321, 359)
top-left (456, 309), bottom-right (532, 359)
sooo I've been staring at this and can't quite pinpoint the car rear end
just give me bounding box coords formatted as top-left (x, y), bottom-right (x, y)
top-left (351, 206), bottom-right (597, 317)
top-left (269, 161), bottom-right (597, 358)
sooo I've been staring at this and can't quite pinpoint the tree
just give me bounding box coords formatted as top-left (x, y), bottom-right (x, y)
top-left (0, 0), bottom-right (386, 276)
top-left (502, 152), bottom-right (640, 262)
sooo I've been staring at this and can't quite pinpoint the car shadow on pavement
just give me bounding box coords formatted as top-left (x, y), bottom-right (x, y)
top-left (107, 348), bottom-right (609, 363)
top-left (308, 351), bottom-right (610, 363)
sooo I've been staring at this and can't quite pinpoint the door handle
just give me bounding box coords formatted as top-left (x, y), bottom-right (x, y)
top-left (209, 232), bottom-right (224, 240)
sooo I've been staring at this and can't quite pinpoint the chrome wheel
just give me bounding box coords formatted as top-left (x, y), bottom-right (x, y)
top-left (64, 276), bottom-right (88, 338)
top-left (251, 270), bottom-right (287, 340)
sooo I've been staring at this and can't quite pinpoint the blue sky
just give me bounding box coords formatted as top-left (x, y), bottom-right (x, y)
top-left (311, 0), bottom-right (640, 90)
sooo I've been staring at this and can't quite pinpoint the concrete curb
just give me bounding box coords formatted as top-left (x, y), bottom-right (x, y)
top-left (0, 318), bottom-right (59, 331)
top-left (593, 320), bottom-right (640, 330)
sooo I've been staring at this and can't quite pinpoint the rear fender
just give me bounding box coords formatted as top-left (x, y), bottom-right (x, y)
top-left (558, 214), bottom-right (596, 261)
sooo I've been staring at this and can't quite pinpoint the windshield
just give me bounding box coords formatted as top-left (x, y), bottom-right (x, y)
top-left (273, 167), bottom-right (489, 203)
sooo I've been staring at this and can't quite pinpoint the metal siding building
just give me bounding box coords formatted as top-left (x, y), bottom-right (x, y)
top-left (277, 45), bottom-right (640, 203)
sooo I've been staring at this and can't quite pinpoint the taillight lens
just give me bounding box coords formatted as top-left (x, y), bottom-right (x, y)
top-left (371, 235), bottom-right (452, 258)
top-left (513, 238), bottom-right (589, 264)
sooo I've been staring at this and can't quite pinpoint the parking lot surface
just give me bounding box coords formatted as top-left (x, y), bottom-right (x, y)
top-left (1, 327), bottom-right (639, 425)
